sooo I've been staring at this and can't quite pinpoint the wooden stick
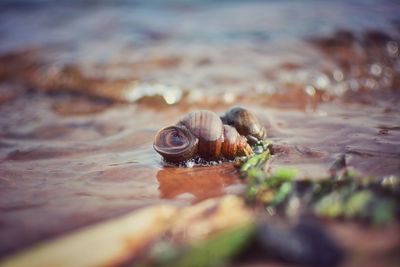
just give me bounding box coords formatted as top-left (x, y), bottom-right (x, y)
top-left (0, 205), bottom-right (177, 267)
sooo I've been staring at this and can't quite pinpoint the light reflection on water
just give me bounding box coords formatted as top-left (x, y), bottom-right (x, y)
top-left (1, 0), bottom-right (399, 103)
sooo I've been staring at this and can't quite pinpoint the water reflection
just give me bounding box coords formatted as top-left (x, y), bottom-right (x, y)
top-left (157, 164), bottom-right (241, 200)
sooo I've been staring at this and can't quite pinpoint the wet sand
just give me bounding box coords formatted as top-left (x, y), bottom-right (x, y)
top-left (1, 94), bottom-right (399, 263)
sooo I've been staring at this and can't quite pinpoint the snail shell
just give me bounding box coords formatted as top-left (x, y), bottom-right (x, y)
top-left (153, 126), bottom-right (198, 163)
top-left (221, 106), bottom-right (267, 144)
top-left (178, 110), bottom-right (223, 161)
top-left (153, 108), bottom-right (260, 163)
top-left (222, 125), bottom-right (253, 159)
top-left (154, 109), bottom-right (258, 163)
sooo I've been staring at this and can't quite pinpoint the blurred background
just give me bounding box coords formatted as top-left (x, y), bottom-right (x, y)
top-left (1, 0), bottom-right (399, 104)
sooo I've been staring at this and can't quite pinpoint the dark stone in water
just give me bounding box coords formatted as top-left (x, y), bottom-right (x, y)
top-left (257, 220), bottom-right (344, 267)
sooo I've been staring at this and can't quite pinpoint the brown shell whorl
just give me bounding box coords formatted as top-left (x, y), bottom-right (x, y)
top-left (178, 110), bottom-right (223, 161)
top-left (153, 126), bottom-right (198, 163)
top-left (222, 125), bottom-right (253, 159)
top-left (221, 106), bottom-right (267, 143)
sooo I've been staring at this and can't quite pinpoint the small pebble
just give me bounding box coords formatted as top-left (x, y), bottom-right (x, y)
top-left (253, 145), bottom-right (264, 154)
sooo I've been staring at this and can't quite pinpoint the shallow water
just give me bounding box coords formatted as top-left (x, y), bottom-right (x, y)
top-left (0, 0), bottom-right (399, 264)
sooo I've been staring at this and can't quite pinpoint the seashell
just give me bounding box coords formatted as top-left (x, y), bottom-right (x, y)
top-left (221, 106), bottom-right (267, 144)
top-left (222, 125), bottom-right (253, 159)
top-left (154, 109), bottom-right (260, 163)
top-left (153, 126), bottom-right (198, 163)
top-left (177, 110), bottom-right (224, 161)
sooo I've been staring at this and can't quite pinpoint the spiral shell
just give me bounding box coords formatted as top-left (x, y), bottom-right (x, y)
top-left (153, 126), bottom-right (198, 163)
top-left (222, 125), bottom-right (253, 159)
top-left (178, 110), bottom-right (223, 161)
top-left (221, 106), bottom-right (267, 144)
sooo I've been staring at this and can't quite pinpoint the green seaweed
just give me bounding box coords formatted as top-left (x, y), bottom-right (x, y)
top-left (138, 224), bottom-right (255, 267)
top-left (240, 150), bottom-right (270, 176)
top-left (239, 144), bottom-right (400, 225)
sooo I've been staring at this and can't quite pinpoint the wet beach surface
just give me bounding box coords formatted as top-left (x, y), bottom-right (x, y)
top-left (0, 0), bottom-right (399, 266)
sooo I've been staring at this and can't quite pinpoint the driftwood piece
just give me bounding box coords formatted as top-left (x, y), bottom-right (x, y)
top-left (0, 195), bottom-right (253, 267)
top-left (0, 205), bottom-right (178, 267)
